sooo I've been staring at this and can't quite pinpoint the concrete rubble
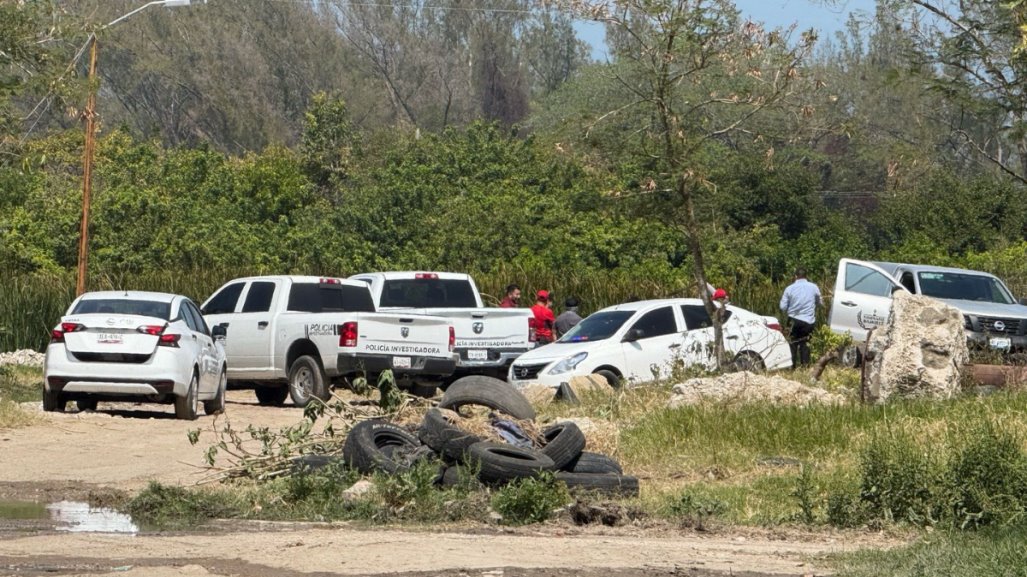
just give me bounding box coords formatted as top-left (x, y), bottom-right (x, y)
top-left (0, 349), bottom-right (45, 367)
top-left (667, 371), bottom-right (845, 407)
top-left (864, 291), bottom-right (968, 403)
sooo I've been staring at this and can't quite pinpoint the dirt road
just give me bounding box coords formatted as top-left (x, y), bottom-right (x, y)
top-left (0, 391), bottom-right (893, 577)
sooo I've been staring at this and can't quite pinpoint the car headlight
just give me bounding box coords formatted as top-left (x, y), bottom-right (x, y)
top-left (547, 352), bottom-right (588, 375)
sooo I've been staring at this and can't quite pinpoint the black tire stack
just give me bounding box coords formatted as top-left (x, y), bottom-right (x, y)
top-left (325, 375), bottom-right (639, 497)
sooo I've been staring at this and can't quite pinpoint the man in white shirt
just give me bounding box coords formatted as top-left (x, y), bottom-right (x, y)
top-left (779, 268), bottom-right (822, 367)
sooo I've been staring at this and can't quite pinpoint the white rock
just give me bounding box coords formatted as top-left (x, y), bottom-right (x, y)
top-left (341, 479), bottom-right (374, 502)
top-left (667, 372), bottom-right (845, 408)
top-left (0, 349), bottom-right (45, 367)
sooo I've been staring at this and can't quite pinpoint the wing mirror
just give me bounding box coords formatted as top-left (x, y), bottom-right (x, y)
top-left (211, 324), bottom-right (227, 340)
top-left (623, 328), bottom-right (644, 343)
top-left (1020, 298), bottom-right (1027, 306)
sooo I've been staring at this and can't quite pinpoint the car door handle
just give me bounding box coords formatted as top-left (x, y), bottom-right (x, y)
top-left (726, 335), bottom-right (739, 340)
top-left (840, 301), bottom-right (857, 307)
top-left (668, 343), bottom-right (681, 349)
top-left (191, 334), bottom-right (197, 340)
top-left (258, 321), bottom-right (269, 329)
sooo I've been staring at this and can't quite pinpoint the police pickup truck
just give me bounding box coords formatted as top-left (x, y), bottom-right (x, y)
top-left (201, 276), bottom-right (456, 406)
top-left (349, 272), bottom-right (535, 379)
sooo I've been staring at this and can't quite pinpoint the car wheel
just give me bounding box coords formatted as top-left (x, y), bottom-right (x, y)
top-left (204, 368), bottom-right (227, 415)
top-left (42, 387), bottom-right (65, 412)
top-left (839, 345), bottom-right (862, 368)
top-left (254, 386), bottom-right (288, 406)
top-left (76, 398), bottom-right (98, 412)
top-left (288, 355), bottom-right (329, 407)
top-left (594, 369), bottom-right (621, 389)
top-left (175, 372), bottom-right (200, 421)
top-left (731, 352), bottom-right (765, 373)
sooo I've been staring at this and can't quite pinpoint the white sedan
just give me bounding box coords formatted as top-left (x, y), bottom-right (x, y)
top-left (43, 291), bottom-right (227, 420)
top-left (508, 298), bottom-right (792, 388)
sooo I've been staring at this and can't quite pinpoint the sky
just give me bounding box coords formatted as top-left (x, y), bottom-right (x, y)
top-left (575, 0), bottom-right (877, 60)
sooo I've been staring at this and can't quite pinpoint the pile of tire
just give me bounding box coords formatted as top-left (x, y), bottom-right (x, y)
top-left (339, 375), bottom-right (639, 497)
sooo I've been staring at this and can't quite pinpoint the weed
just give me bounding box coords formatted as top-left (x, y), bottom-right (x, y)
top-left (492, 472), bottom-right (570, 526)
top-left (792, 463), bottom-right (819, 525)
top-left (126, 482), bottom-right (242, 528)
top-left (666, 492), bottom-right (727, 530)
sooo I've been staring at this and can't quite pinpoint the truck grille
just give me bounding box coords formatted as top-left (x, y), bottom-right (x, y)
top-left (978, 317), bottom-right (1021, 335)
top-left (511, 363), bottom-right (547, 380)
top-left (71, 352), bottom-right (151, 364)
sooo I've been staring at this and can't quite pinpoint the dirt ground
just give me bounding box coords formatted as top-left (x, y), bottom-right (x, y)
top-left (0, 390), bottom-right (896, 577)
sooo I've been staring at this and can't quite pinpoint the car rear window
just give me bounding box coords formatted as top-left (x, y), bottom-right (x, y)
top-left (72, 299), bottom-right (171, 320)
top-left (287, 283), bottom-right (376, 313)
top-left (380, 279), bottom-right (478, 308)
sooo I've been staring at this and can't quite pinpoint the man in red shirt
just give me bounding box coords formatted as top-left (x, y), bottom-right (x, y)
top-left (531, 290), bottom-right (556, 345)
top-left (499, 284), bottom-right (521, 308)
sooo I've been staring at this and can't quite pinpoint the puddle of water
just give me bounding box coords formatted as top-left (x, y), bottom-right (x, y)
top-left (0, 499), bottom-right (141, 533)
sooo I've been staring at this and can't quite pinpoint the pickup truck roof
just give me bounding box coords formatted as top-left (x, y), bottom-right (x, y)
top-left (218, 275), bottom-right (358, 285)
top-left (870, 261), bottom-right (1005, 279)
top-left (352, 271), bottom-right (472, 280)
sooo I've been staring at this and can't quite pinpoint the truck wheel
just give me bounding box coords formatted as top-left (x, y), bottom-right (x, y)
top-left (175, 372), bottom-right (200, 420)
top-left (839, 346), bottom-right (862, 368)
top-left (288, 355), bottom-right (329, 407)
top-left (254, 386), bottom-right (288, 406)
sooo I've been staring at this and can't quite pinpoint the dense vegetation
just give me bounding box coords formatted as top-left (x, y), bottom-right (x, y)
top-left (2, 0), bottom-right (1027, 352)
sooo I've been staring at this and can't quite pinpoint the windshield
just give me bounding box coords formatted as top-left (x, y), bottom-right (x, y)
top-left (72, 299), bottom-right (171, 320)
top-left (380, 279), bottom-right (478, 308)
top-left (917, 272), bottom-right (1015, 304)
top-left (558, 310), bottom-right (634, 342)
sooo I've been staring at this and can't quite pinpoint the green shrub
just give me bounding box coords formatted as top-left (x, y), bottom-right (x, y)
top-left (667, 492), bottom-right (727, 529)
top-left (126, 482), bottom-right (242, 528)
top-left (491, 472), bottom-right (570, 526)
top-left (948, 422), bottom-right (1027, 529)
top-left (857, 433), bottom-right (946, 526)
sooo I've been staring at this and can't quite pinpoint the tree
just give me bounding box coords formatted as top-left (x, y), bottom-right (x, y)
top-left (562, 0), bottom-right (817, 367)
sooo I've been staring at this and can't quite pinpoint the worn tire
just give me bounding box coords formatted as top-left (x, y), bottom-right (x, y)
top-left (288, 355), bottom-right (329, 407)
top-left (254, 385), bottom-right (288, 406)
top-left (42, 387), bottom-right (65, 412)
top-left (467, 441), bottom-right (555, 483)
top-left (343, 419), bottom-right (424, 475)
top-left (204, 368), bottom-right (227, 415)
top-left (75, 398), bottom-right (98, 412)
top-left (555, 472), bottom-right (640, 497)
top-left (175, 372), bottom-right (200, 421)
top-left (439, 375), bottom-right (536, 420)
top-left (563, 451), bottom-right (623, 475)
top-left (594, 369), bottom-right (621, 389)
top-left (540, 422), bottom-right (586, 470)
top-left (418, 408), bottom-right (482, 462)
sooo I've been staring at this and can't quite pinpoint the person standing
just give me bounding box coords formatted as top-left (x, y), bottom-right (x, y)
top-left (779, 268), bottom-right (822, 367)
top-left (555, 297), bottom-right (583, 337)
top-left (711, 288), bottom-right (730, 324)
top-left (499, 284), bottom-right (521, 308)
top-left (531, 290), bottom-right (557, 345)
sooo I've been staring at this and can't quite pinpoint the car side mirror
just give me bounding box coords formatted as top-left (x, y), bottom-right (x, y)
top-left (623, 328), bottom-right (644, 343)
top-left (211, 324), bottom-right (227, 340)
top-left (1020, 298), bottom-right (1027, 306)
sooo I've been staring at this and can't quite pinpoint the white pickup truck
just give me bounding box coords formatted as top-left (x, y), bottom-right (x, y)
top-left (349, 272), bottom-right (535, 379)
top-left (201, 276), bottom-right (457, 406)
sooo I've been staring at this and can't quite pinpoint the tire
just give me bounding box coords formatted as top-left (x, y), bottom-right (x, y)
top-left (42, 387), bottom-right (65, 412)
top-left (418, 408), bottom-right (482, 463)
top-left (440, 465), bottom-right (467, 487)
top-left (594, 369), bottom-right (621, 389)
top-left (204, 368), bottom-right (227, 415)
top-left (732, 351), bottom-right (765, 373)
top-left (555, 472), bottom-right (640, 497)
top-left (439, 375), bottom-right (536, 420)
top-left (563, 451), bottom-right (623, 475)
top-left (839, 345), bottom-right (862, 368)
top-left (175, 372), bottom-right (199, 421)
top-left (254, 386), bottom-right (288, 406)
top-left (467, 441), bottom-right (555, 483)
top-left (288, 355), bottom-right (329, 407)
top-left (343, 419), bottom-right (425, 475)
top-left (75, 398), bottom-right (98, 412)
top-left (408, 382), bottom-right (439, 398)
top-left (540, 422), bottom-right (586, 470)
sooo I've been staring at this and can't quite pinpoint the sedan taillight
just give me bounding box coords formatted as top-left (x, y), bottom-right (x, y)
top-left (158, 333), bottom-right (181, 347)
top-left (50, 322), bottom-right (85, 343)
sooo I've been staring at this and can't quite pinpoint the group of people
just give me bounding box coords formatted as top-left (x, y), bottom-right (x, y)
top-left (497, 267), bottom-right (823, 368)
top-left (499, 284), bottom-right (581, 345)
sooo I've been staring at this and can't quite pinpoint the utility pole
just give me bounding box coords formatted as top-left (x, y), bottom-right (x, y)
top-left (76, 35), bottom-right (98, 297)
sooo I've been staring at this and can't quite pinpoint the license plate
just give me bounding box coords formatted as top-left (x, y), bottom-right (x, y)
top-left (989, 337), bottom-right (1012, 350)
top-left (392, 356), bottom-right (411, 369)
top-left (96, 333), bottom-right (123, 344)
top-left (467, 349), bottom-right (488, 360)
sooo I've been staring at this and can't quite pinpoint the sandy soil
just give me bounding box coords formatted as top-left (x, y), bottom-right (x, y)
top-left (0, 390), bottom-right (897, 577)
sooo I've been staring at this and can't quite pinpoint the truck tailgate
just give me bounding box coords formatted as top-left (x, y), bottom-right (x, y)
top-left (351, 312), bottom-right (453, 358)
top-left (383, 307), bottom-right (532, 349)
